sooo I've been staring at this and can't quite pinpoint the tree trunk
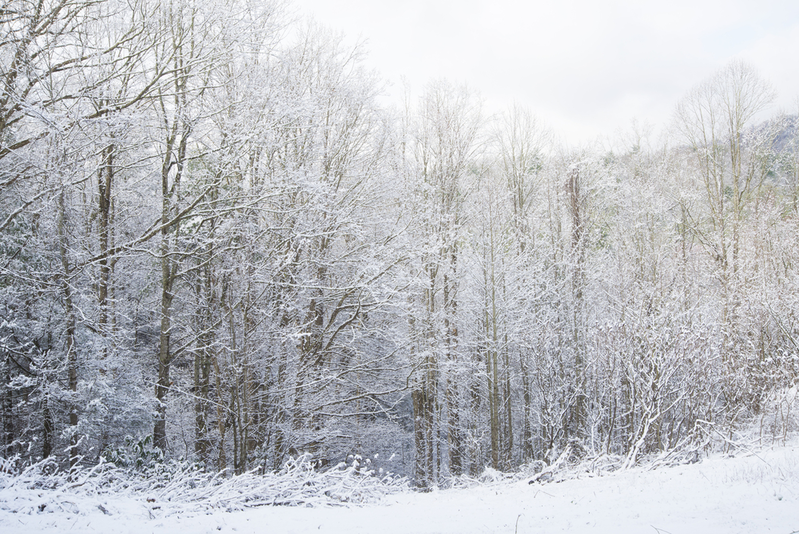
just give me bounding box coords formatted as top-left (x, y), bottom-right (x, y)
top-left (444, 264), bottom-right (462, 475)
top-left (97, 136), bottom-right (115, 360)
top-left (154, 230), bottom-right (176, 451)
top-left (193, 248), bottom-right (214, 464)
top-left (2, 357), bottom-right (12, 458)
top-left (566, 166), bottom-right (587, 440)
top-left (57, 188), bottom-right (79, 467)
top-left (520, 352), bottom-right (533, 462)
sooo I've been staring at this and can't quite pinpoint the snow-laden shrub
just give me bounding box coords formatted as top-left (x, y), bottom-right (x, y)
top-left (0, 451), bottom-right (409, 518)
top-left (757, 386), bottom-right (799, 446)
top-left (102, 435), bottom-right (164, 470)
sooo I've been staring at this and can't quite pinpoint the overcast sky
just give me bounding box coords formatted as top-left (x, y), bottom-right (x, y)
top-left (289, 0), bottom-right (799, 145)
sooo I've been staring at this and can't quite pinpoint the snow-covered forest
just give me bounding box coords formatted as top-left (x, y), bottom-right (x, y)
top-left (2, 0), bottom-right (798, 493)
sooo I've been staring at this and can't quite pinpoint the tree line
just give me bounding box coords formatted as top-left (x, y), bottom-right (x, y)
top-left (2, 0), bottom-right (797, 486)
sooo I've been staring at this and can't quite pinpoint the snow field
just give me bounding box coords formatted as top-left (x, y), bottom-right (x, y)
top-left (2, 442), bottom-right (798, 534)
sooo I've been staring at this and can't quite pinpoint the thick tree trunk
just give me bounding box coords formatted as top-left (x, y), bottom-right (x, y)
top-left (154, 249), bottom-right (175, 451)
top-left (97, 139), bottom-right (115, 360)
top-left (193, 251), bottom-right (214, 464)
top-left (41, 393), bottom-right (52, 459)
top-left (58, 188), bottom-right (79, 467)
top-left (153, 323), bottom-right (170, 451)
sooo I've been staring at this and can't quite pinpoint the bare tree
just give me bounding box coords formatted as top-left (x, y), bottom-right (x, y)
top-left (674, 60), bottom-right (779, 418)
top-left (404, 80), bottom-right (481, 484)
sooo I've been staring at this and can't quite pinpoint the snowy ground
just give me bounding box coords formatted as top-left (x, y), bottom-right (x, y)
top-left (2, 444), bottom-right (798, 534)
